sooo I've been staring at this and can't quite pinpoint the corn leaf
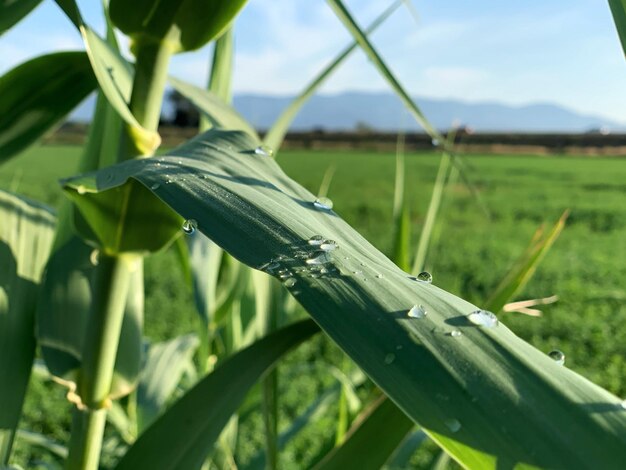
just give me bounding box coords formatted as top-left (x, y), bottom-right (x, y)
top-left (609, 0), bottom-right (626, 58)
top-left (63, 129), bottom-right (626, 469)
top-left (0, 0), bottom-right (42, 36)
top-left (484, 211), bottom-right (568, 314)
top-left (115, 319), bottom-right (320, 470)
top-left (314, 395), bottom-right (414, 470)
top-left (263, 0), bottom-right (403, 153)
top-left (0, 52), bottom-right (96, 163)
top-left (382, 429), bottom-right (427, 470)
top-left (0, 191), bottom-right (55, 464)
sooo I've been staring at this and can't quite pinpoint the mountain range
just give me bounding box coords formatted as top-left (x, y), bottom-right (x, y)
top-left (71, 91), bottom-right (623, 133)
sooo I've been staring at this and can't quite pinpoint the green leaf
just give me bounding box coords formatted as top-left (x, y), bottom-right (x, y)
top-left (15, 430), bottom-right (68, 460)
top-left (109, 0), bottom-right (248, 53)
top-left (206, 27), bottom-right (233, 105)
top-left (391, 136), bottom-right (411, 271)
top-left (0, 0), bottom-right (42, 35)
top-left (326, 0), bottom-right (442, 143)
top-left (137, 334), bottom-right (200, 432)
top-left (0, 191), bottom-right (55, 463)
top-left (263, 0), bottom-right (403, 153)
top-left (169, 77), bottom-right (258, 138)
top-left (484, 211), bottom-right (569, 314)
top-left (63, 129), bottom-right (626, 469)
top-left (115, 319), bottom-right (320, 470)
top-left (0, 52), bottom-right (96, 164)
top-left (609, 0), bottom-right (626, 58)
top-left (314, 395), bottom-right (414, 470)
top-left (382, 429), bottom-right (427, 470)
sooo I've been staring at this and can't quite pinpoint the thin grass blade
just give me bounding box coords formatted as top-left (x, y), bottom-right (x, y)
top-left (484, 211), bottom-right (569, 313)
top-left (263, 0), bottom-right (403, 153)
top-left (326, 0), bottom-right (442, 143)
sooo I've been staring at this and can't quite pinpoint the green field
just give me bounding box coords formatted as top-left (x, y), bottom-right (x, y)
top-left (3, 145), bottom-right (626, 467)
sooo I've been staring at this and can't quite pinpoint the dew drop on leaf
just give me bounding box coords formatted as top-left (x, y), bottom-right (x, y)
top-left (548, 349), bottom-right (565, 365)
top-left (313, 197), bottom-right (333, 211)
top-left (416, 271), bottom-right (433, 283)
top-left (449, 330), bottom-right (462, 338)
top-left (319, 240), bottom-right (338, 251)
top-left (306, 251), bottom-right (331, 265)
top-left (150, 183), bottom-right (160, 190)
top-left (445, 419), bottom-right (461, 433)
top-left (308, 235), bottom-right (325, 246)
top-left (384, 353), bottom-right (395, 364)
top-left (408, 304), bottom-right (427, 319)
top-left (182, 219), bottom-right (198, 235)
top-left (283, 278), bottom-right (297, 288)
top-left (467, 309), bottom-right (498, 328)
top-left (254, 145), bottom-right (274, 157)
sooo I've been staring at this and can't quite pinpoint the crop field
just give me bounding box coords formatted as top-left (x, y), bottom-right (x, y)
top-left (3, 144), bottom-right (625, 468)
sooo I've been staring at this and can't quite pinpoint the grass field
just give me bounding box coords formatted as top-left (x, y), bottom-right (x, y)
top-left (3, 145), bottom-right (626, 468)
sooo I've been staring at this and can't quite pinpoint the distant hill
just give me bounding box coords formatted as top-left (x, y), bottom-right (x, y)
top-left (71, 91), bottom-right (623, 133)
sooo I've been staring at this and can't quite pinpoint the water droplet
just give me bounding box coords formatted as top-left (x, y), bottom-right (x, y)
top-left (548, 350), bottom-right (565, 365)
top-left (376, 274), bottom-right (383, 279)
top-left (449, 330), bottom-right (462, 338)
top-left (279, 272), bottom-right (292, 279)
top-left (467, 309), bottom-right (498, 328)
top-left (283, 278), bottom-right (297, 288)
top-left (445, 419), bottom-right (461, 433)
top-left (182, 219), bottom-right (198, 235)
top-left (294, 250), bottom-right (309, 259)
top-left (306, 251), bottom-right (331, 265)
top-left (309, 272), bottom-right (321, 279)
top-left (261, 261), bottom-right (280, 272)
top-left (308, 235), bottom-right (324, 246)
top-left (313, 197), bottom-right (333, 211)
top-left (150, 183), bottom-right (160, 190)
top-left (408, 304), bottom-right (427, 319)
top-left (89, 249), bottom-right (99, 266)
top-left (417, 271), bottom-right (433, 283)
top-left (319, 240), bottom-right (338, 251)
top-left (254, 145), bottom-right (274, 157)
top-left (384, 353), bottom-right (395, 364)
top-left (432, 138), bottom-right (440, 147)
top-left (77, 185), bottom-right (87, 195)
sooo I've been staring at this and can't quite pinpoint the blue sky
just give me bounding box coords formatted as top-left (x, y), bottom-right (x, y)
top-left (2, 0), bottom-right (626, 124)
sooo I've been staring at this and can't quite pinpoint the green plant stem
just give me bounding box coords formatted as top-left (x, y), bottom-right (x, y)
top-left (66, 254), bottom-right (135, 469)
top-left (121, 38), bottom-right (174, 158)
top-left (411, 152), bottom-right (451, 274)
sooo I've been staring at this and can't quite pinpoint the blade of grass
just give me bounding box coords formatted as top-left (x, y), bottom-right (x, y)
top-left (391, 133), bottom-right (411, 271)
top-left (63, 129), bottom-right (626, 469)
top-left (263, 0), bottom-right (403, 154)
top-left (115, 319), bottom-right (320, 470)
top-left (326, 0), bottom-right (442, 143)
top-left (314, 395), bottom-right (414, 470)
top-left (0, 191), bottom-right (55, 464)
top-left (382, 428), bottom-right (427, 470)
top-left (484, 211), bottom-right (569, 313)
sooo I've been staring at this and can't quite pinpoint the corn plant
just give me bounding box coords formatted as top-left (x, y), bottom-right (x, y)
top-left (1, 1), bottom-right (626, 469)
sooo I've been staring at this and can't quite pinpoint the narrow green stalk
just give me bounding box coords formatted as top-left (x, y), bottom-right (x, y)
top-left (66, 254), bottom-right (136, 469)
top-left (67, 35), bottom-right (174, 468)
top-left (121, 37), bottom-right (175, 158)
top-left (411, 152), bottom-right (450, 274)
